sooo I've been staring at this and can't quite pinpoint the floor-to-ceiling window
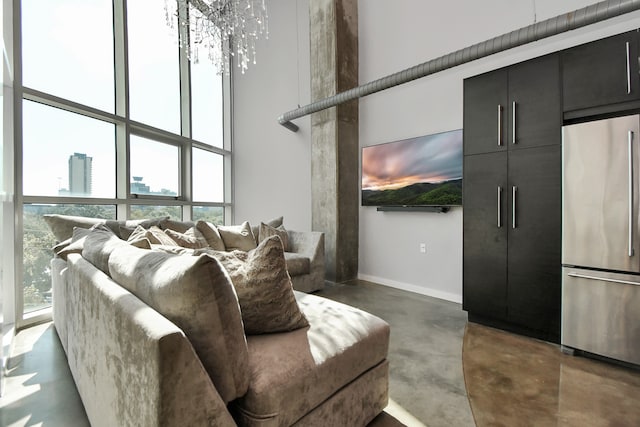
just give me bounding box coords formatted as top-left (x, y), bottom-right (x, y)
top-left (15, 0), bottom-right (231, 325)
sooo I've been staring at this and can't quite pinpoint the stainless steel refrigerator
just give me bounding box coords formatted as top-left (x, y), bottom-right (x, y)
top-left (562, 114), bottom-right (640, 366)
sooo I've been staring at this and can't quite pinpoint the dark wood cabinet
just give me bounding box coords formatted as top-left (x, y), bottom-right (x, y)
top-left (508, 55), bottom-right (562, 150)
top-left (463, 69), bottom-right (508, 156)
top-left (464, 54), bottom-right (560, 156)
top-left (462, 152), bottom-right (508, 319)
top-left (562, 30), bottom-right (640, 113)
top-left (506, 146), bottom-right (561, 341)
top-left (463, 54), bottom-right (562, 343)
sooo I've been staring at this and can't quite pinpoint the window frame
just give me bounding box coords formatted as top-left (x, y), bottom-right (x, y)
top-left (12, 0), bottom-right (233, 328)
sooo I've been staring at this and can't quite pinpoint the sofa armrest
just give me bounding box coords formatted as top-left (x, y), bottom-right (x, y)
top-left (287, 230), bottom-right (325, 292)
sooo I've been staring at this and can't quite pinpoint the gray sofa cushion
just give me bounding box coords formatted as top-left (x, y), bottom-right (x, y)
top-left (234, 291), bottom-right (390, 426)
top-left (44, 214), bottom-right (168, 241)
top-left (108, 245), bottom-right (250, 404)
top-left (283, 252), bottom-right (311, 276)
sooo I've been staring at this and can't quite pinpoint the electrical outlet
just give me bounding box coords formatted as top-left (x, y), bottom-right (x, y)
top-left (420, 243), bottom-right (426, 253)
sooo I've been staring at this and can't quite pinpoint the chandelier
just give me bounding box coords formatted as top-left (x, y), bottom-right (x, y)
top-left (164, 0), bottom-right (268, 75)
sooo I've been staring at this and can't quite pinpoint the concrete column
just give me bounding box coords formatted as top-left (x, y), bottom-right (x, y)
top-left (310, 0), bottom-right (358, 283)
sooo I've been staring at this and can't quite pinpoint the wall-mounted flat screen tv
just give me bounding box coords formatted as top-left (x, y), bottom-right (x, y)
top-left (361, 129), bottom-right (463, 207)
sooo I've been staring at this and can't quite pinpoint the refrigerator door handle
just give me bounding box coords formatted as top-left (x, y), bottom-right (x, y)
top-left (627, 41), bottom-right (632, 95)
top-left (567, 272), bottom-right (640, 287)
top-left (629, 130), bottom-right (635, 257)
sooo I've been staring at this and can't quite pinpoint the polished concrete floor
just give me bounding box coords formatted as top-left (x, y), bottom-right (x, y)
top-left (463, 322), bottom-right (640, 427)
top-left (3, 280), bottom-right (638, 427)
top-left (319, 280), bottom-right (475, 427)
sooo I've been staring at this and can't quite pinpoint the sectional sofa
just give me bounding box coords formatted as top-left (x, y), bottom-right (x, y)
top-left (46, 215), bottom-right (390, 426)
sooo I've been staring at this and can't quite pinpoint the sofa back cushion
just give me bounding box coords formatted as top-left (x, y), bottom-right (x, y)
top-left (44, 213), bottom-right (168, 241)
top-left (108, 244), bottom-right (250, 403)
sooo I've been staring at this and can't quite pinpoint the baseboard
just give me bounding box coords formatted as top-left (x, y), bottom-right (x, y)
top-left (357, 274), bottom-right (462, 304)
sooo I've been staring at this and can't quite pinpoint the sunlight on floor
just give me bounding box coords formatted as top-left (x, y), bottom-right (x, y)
top-left (385, 398), bottom-right (427, 427)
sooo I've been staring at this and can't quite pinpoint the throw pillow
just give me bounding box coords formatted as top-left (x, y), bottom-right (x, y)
top-left (158, 218), bottom-right (195, 233)
top-left (201, 235), bottom-right (309, 335)
top-left (258, 222), bottom-right (290, 251)
top-left (146, 226), bottom-right (178, 246)
top-left (165, 227), bottom-right (209, 249)
top-left (55, 227), bottom-right (92, 260)
top-left (251, 216), bottom-right (284, 244)
top-left (81, 225), bottom-right (129, 275)
top-left (44, 214), bottom-right (107, 242)
top-left (195, 221), bottom-right (226, 251)
top-left (115, 217), bottom-right (169, 239)
top-left (125, 225), bottom-right (153, 247)
top-left (217, 221), bottom-right (257, 251)
top-left (108, 244), bottom-right (250, 403)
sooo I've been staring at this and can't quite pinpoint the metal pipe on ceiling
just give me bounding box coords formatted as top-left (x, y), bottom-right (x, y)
top-left (278, 0), bottom-right (640, 132)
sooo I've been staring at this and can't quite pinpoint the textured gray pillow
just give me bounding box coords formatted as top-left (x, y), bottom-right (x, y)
top-left (165, 227), bottom-right (209, 249)
top-left (55, 227), bottom-right (92, 260)
top-left (158, 218), bottom-right (195, 233)
top-left (202, 235), bottom-right (309, 335)
top-left (145, 226), bottom-right (178, 246)
top-left (218, 221), bottom-right (257, 251)
top-left (81, 225), bottom-right (131, 275)
top-left (251, 216), bottom-right (284, 243)
top-left (258, 222), bottom-right (289, 251)
top-left (108, 245), bottom-right (250, 404)
top-left (195, 221), bottom-right (226, 251)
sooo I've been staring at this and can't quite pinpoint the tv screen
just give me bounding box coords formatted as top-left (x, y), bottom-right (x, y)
top-left (361, 129), bottom-right (463, 207)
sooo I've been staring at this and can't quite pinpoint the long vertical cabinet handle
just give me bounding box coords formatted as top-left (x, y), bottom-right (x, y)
top-left (512, 186), bottom-right (517, 229)
top-left (497, 104), bottom-right (503, 146)
top-left (626, 42), bottom-right (632, 95)
top-left (629, 130), bottom-right (635, 257)
top-left (512, 101), bottom-right (517, 144)
top-left (497, 186), bottom-right (502, 228)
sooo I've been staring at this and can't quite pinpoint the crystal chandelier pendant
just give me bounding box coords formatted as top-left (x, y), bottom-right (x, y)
top-left (164, 0), bottom-right (269, 75)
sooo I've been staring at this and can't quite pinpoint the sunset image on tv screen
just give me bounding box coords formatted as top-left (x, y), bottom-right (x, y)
top-left (361, 129), bottom-right (463, 206)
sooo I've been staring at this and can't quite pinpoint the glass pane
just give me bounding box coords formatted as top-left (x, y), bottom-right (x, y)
top-left (21, 0), bottom-right (114, 112)
top-left (129, 136), bottom-right (179, 197)
top-left (191, 60), bottom-right (223, 147)
top-left (130, 205), bottom-right (181, 220)
top-left (193, 206), bottom-right (224, 225)
top-left (23, 204), bottom-right (116, 314)
top-left (192, 148), bottom-right (223, 202)
top-left (22, 101), bottom-right (116, 198)
top-left (127, 0), bottom-right (180, 134)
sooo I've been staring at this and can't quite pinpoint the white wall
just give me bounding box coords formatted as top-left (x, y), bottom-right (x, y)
top-left (232, 0), bottom-right (312, 232)
top-left (233, 0), bottom-right (640, 302)
top-left (359, 0), bottom-right (640, 303)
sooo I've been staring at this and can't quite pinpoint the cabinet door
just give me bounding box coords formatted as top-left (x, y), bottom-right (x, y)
top-left (508, 54), bottom-right (561, 149)
top-left (507, 146), bottom-right (561, 342)
top-left (563, 31), bottom-right (640, 112)
top-left (463, 152), bottom-right (508, 320)
top-left (463, 69), bottom-right (508, 156)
